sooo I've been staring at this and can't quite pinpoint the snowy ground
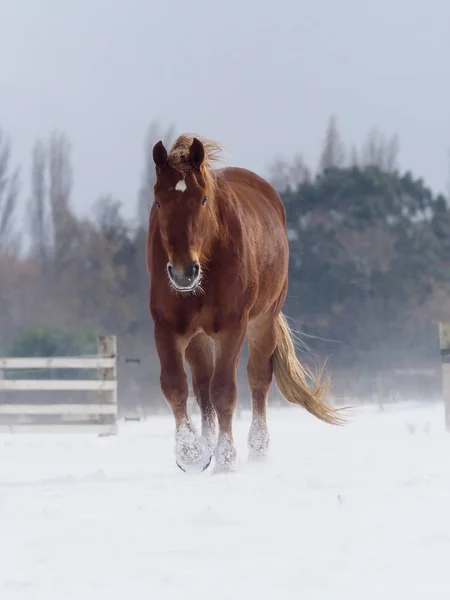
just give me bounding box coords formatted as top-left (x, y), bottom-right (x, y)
top-left (1, 401), bottom-right (450, 599)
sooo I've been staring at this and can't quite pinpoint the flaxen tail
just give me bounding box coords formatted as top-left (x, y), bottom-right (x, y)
top-left (273, 313), bottom-right (346, 426)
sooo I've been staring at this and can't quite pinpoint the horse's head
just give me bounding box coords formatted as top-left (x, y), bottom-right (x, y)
top-left (152, 136), bottom-right (218, 293)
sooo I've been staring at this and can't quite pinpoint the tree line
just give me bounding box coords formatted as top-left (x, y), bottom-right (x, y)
top-left (1, 118), bottom-right (449, 407)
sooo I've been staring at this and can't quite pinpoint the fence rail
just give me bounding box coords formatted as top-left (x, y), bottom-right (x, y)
top-left (0, 380), bottom-right (117, 391)
top-left (0, 357), bottom-right (116, 369)
top-left (0, 335), bottom-right (117, 435)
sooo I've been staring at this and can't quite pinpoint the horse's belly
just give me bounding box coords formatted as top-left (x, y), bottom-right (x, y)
top-left (251, 234), bottom-right (288, 313)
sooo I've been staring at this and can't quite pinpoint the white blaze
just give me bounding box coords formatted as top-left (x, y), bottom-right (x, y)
top-left (175, 179), bottom-right (187, 192)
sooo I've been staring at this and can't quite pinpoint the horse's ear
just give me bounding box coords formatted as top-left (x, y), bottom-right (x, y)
top-left (153, 141), bottom-right (168, 170)
top-left (189, 137), bottom-right (205, 169)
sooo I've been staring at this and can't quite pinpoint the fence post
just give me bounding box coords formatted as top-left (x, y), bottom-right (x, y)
top-left (439, 323), bottom-right (450, 431)
top-left (97, 335), bottom-right (117, 408)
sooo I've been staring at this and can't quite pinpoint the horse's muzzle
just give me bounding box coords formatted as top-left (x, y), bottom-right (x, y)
top-left (167, 261), bottom-right (201, 291)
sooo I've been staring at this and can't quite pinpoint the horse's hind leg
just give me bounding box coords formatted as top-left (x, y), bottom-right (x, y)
top-left (185, 332), bottom-right (217, 453)
top-left (247, 315), bottom-right (277, 461)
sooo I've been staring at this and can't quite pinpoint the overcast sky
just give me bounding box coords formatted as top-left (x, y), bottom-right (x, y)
top-left (1, 0), bottom-right (449, 222)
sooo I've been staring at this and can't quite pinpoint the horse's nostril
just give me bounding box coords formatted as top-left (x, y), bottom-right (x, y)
top-left (184, 262), bottom-right (200, 281)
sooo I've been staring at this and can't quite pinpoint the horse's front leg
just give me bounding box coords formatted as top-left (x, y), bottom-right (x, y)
top-left (155, 324), bottom-right (212, 473)
top-left (211, 323), bottom-right (247, 473)
top-left (185, 332), bottom-right (217, 454)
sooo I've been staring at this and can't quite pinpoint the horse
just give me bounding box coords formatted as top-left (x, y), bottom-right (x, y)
top-left (146, 134), bottom-right (345, 473)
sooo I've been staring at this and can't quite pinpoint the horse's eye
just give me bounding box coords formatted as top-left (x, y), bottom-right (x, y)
top-left (155, 201), bottom-right (160, 209)
top-left (202, 197), bottom-right (207, 206)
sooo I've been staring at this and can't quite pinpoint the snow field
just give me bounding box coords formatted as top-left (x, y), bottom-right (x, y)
top-left (1, 401), bottom-right (450, 599)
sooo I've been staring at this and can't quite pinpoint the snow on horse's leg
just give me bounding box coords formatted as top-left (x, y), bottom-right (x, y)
top-left (175, 419), bottom-right (212, 474)
top-left (248, 414), bottom-right (270, 461)
top-left (214, 432), bottom-right (237, 474)
top-left (202, 410), bottom-right (218, 455)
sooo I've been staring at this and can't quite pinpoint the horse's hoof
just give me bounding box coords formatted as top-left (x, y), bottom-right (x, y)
top-left (213, 462), bottom-right (237, 475)
top-left (248, 450), bottom-right (269, 462)
top-left (248, 441), bottom-right (269, 462)
top-left (176, 453), bottom-right (212, 474)
top-left (248, 419), bottom-right (269, 462)
top-left (175, 434), bottom-right (212, 474)
top-left (213, 433), bottom-right (237, 474)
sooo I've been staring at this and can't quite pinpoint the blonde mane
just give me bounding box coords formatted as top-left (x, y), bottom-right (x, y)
top-left (168, 134), bottom-right (225, 202)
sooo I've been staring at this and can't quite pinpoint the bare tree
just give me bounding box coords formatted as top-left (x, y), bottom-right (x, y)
top-left (94, 194), bottom-right (128, 243)
top-left (48, 131), bottom-right (73, 268)
top-left (0, 129), bottom-right (20, 253)
top-left (349, 145), bottom-right (359, 168)
top-left (359, 129), bottom-right (399, 172)
top-left (137, 121), bottom-right (175, 228)
top-left (319, 115), bottom-right (345, 171)
top-left (268, 154), bottom-right (312, 192)
top-left (28, 140), bottom-right (50, 269)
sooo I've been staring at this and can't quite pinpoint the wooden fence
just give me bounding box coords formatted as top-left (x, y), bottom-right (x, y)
top-left (0, 335), bottom-right (117, 435)
top-left (439, 323), bottom-right (450, 432)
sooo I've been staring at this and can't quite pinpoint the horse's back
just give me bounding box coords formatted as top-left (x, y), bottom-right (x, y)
top-left (217, 166), bottom-right (286, 226)
top-left (216, 166), bottom-right (289, 316)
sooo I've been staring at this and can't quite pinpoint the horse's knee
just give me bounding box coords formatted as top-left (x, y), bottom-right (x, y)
top-left (210, 372), bottom-right (237, 413)
top-left (160, 367), bottom-right (188, 408)
top-left (193, 374), bottom-right (212, 395)
top-left (211, 372), bottom-right (236, 398)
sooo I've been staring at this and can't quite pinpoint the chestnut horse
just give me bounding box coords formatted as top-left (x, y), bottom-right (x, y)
top-left (147, 134), bottom-right (344, 473)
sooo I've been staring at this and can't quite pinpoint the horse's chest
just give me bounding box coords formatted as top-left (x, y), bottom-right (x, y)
top-left (154, 282), bottom-right (246, 337)
top-left (194, 304), bottom-right (222, 336)
top-left (157, 302), bottom-right (219, 337)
